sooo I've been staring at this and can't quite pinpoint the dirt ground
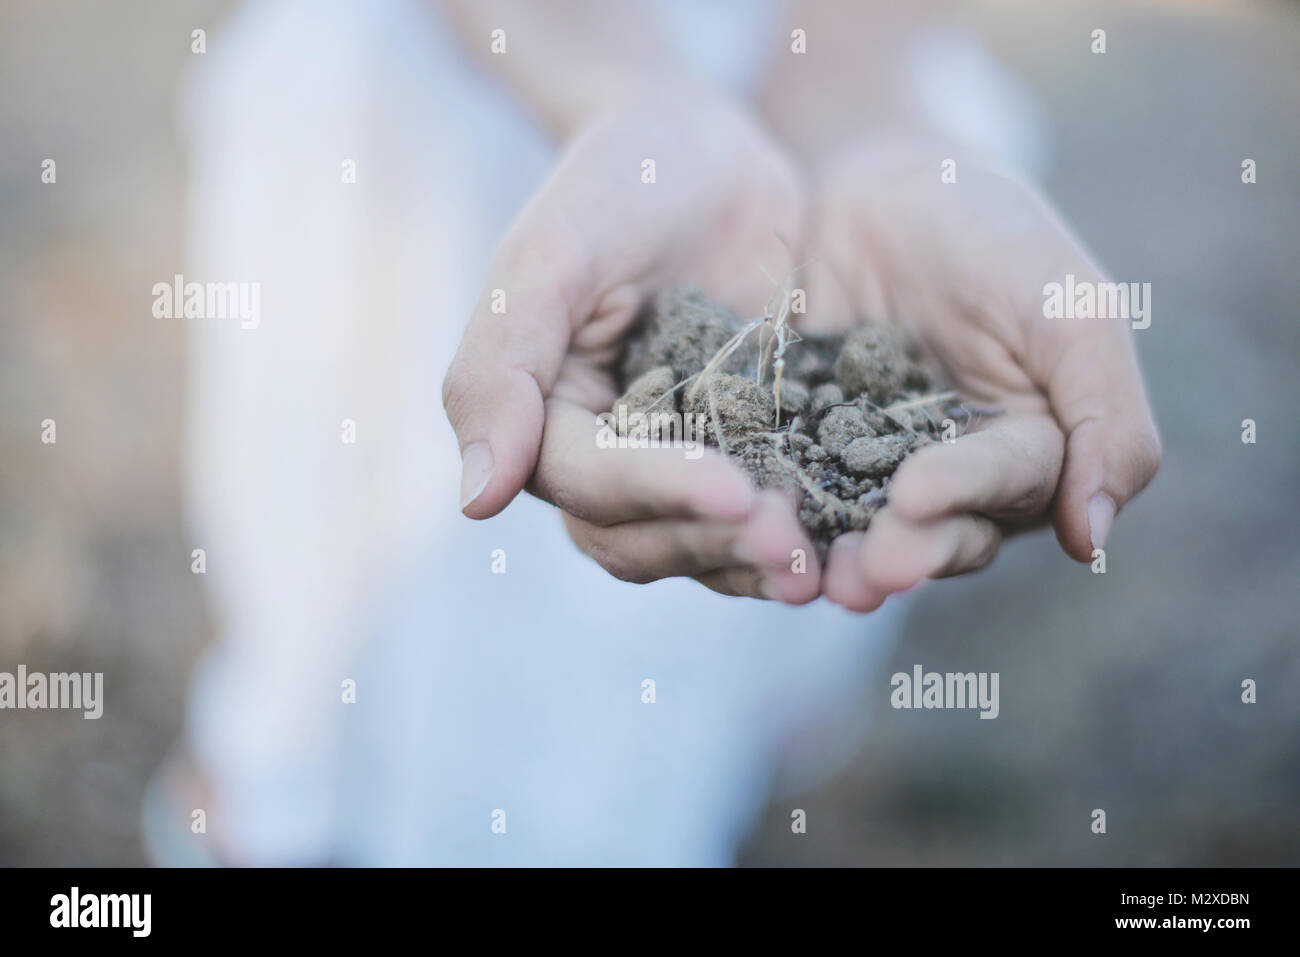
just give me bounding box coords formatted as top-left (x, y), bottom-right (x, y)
top-left (1, 0), bottom-right (1296, 865)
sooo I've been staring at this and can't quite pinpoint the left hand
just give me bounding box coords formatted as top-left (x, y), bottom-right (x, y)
top-left (441, 92), bottom-right (822, 604)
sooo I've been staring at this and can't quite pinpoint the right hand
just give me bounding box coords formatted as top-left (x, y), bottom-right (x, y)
top-left (441, 93), bottom-right (822, 602)
top-left (802, 145), bottom-right (1161, 611)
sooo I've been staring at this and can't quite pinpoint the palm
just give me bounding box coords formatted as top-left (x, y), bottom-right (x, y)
top-left (813, 155), bottom-right (1075, 413)
top-left (536, 110), bottom-right (805, 416)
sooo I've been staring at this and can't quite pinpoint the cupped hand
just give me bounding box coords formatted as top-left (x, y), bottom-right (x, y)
top-left (441, 93), bottom-right (821, 602)
top-left (804, 143), bottom-right (1161, 611)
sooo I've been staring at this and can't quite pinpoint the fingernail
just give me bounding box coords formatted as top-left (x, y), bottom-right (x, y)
top-left (459, 442), bottom-right (493, 510)
top-left (1087, 493), bottom-right (1116, 549)
top-left (758, 577), bottom-right (782, 601)
top-left (732, 541), bottom-right (763, 566)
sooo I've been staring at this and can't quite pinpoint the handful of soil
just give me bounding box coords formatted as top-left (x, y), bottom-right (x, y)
top-left (612, 288), bottom-right (976, 555)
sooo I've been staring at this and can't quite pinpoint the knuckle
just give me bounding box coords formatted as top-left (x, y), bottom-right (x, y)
top-left (677, 525), bottom-right (729, 571)
top-left (970, 524), bottom-right (1003, 571)
top-left (938, 520), bottom-right (1001, 579)
top-left (440, 359), bottom-right (473, 423)
top-left (604, 556), bottom-right (655, 585)
top-left (549, 484), bottom-right (607, 527)
top-left (1140, 427), bottom-right (1164, 476)
top-left (662, 483), bottom-right (696, 517)
top-left (1124, 422), bottom-right (1164, 485)
top-left (587, 540), bottom-right (654, 585)
top-left (1000, 464), bottom-right (1054, 520)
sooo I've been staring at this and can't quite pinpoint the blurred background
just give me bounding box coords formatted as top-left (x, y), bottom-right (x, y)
top-left (1, 0), bottom-right (1297, 865)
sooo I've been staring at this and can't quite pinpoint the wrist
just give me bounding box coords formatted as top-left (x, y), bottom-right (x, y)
top-left (552, 76), bottom-right (747, 142)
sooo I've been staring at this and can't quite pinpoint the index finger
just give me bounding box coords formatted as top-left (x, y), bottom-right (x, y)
top-left (528, 398), bottom-right (758, 525)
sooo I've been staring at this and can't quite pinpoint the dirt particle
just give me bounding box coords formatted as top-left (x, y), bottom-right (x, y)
top-left (817, 405), bottom-right (874, 457)
top-left (613, 365), bottom-right (677, 434)
top-left (833, 321), bottom-right (916, 403)
top-left (811, 383), bottom-right (845, 411)
top-left (614, 289), bottom-right (973, 549)
top-left (621, 287), bottom-right (758, 384)
top-left (841, 433), bottom-right (920, 477)
top-left (685, 373), bottom-right (775, 445)
top-left (787, 432), bottom-right (814, 456)
top-left (777, 379), bottom-right (810, 417)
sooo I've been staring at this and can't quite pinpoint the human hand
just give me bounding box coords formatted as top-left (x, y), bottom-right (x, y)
top-left (442, 93), bottom-right (822, 602)
top-left (803, 143), bottom-right (1161, 611)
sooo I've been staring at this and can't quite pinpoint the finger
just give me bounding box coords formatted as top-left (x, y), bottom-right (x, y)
top-left (694, 561), bottom-right (820, 605)
top-left (1034, 310), bottom-right (1162, 560)
top-left (724, 491), bottom-right (823, 604)
top-left (563, 513), bottom-right (747, 584)
top-left (561, 490), bottom-right (818, 591)
top-left (822, 531), bottom-right (883, 612)
top-left (530, 399), bottom-right (757, 525)
top-left (698, 494), bottom-right (826, 604)
top-left (693, 567), bottom-right (765, 599)
top-left (734, 490), bottom-right (824, 587)
top-left (855, 510), bottom-right (1003, 598)
top-left (886, 412), bottom-right (1063, 525)
top-left (441, 225), bottom-right (596, 520)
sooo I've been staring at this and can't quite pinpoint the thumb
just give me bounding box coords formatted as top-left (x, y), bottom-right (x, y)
top-left (441, 237), bottom-right (588, 519)
top-left (1041, 314), bottom-right (1162, 561)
